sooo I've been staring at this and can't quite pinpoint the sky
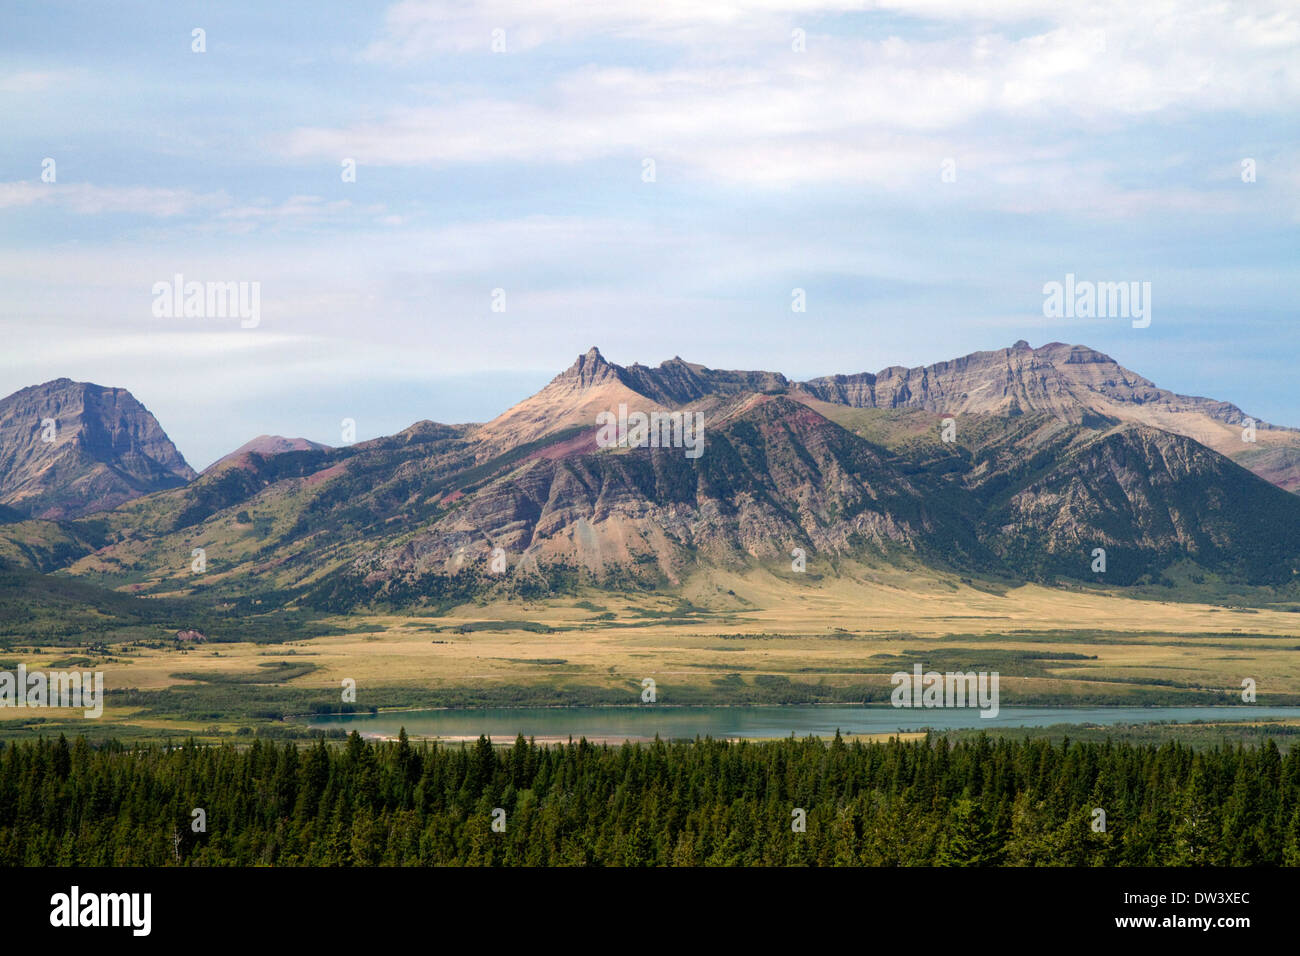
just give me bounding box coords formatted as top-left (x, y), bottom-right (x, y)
top-left (1, 0), bottom-right (1297, 469)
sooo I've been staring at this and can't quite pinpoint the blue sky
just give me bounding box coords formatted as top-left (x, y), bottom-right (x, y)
top-left (2, 0), bottom-right (1297, 468)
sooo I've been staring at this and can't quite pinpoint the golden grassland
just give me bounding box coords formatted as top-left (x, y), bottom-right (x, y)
top-left (4, 564), bottom-right (1299, 742)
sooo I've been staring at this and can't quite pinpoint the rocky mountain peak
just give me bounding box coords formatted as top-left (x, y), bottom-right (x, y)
top-left (0, 379), bottom-right (194, 520)
top-left (550, 346), bottom-right (622, 390)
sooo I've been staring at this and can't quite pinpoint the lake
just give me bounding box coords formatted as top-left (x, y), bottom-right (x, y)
top-left (308, 704), bottom-right (1300, 741)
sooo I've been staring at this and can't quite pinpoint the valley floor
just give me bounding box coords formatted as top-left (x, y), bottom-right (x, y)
top-left (5, 565), bottom-right (1299, 742)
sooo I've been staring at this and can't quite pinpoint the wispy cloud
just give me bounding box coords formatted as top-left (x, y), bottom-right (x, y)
top-left (2, 0), bottom-right (1298, 461)
top-left (0, 181), bottom-right (228, 217)
top-left (0, 182), bottom-right (392, 233)
top-left (0, 70), bottom-right (73, 93)
top-left (288, 0), bottom-right (1300, 215)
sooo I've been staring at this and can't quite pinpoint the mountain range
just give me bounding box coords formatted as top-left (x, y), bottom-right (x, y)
top-left (2, 341), bottom-right (1298, 612)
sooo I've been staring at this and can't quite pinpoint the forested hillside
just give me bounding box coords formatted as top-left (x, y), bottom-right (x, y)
top-left (3, 733), bottom-right (1297, 866)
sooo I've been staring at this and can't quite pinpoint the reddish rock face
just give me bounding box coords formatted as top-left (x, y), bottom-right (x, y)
top-left (0, 379), bottom-right (195, 520)
top-left (5, 342), bottom-right (1298, 607)
top-left (203, 435), bottom-right (332, 475)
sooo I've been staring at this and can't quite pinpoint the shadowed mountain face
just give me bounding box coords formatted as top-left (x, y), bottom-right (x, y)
top-left (0, 379), bottom-right (195, 520)
top-left (338, 396), bottom-right (963, 600)
top-left (2, 343), bottom-right (1296, 609)
top-left (319, 396), bottom-right (1300, 605)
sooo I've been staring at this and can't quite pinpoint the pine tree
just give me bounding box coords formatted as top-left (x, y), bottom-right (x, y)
top-left (937, 797), bottom-right (999, 866)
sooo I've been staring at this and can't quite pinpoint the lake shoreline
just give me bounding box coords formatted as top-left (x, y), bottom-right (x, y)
top-left (308, 703), bottom-right (1300, 742)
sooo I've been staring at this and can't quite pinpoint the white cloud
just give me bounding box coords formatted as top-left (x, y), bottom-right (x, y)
top-left (216, 195), bottom-right (368, 222)
top-left (0, 70), bottom-right (71, 93)
top-left (283, 0), bottom-right (1300, 215)
top-left (0, 181), bottom-right (228, 217)
top-left (365, 0), bottom-right (867, 57)
top-left (0, 182), bottom-right (391, 232)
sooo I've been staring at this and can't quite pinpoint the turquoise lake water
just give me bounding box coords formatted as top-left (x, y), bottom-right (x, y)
top-left (308, 704), bottom-right (1300, 740)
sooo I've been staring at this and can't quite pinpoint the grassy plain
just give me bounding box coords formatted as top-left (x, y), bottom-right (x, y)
top-left (3, 562), bottom-right (1298, 742)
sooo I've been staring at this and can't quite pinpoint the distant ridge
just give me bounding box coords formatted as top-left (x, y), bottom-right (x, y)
top-left (2, 342), bottom-right (1299, 608)
top-left (204, 435), bottom-right (332, 474)
top-left (483, 341), bottom-right (1299, 491)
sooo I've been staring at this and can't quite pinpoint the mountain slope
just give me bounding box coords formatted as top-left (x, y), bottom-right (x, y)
top-left (974, 422), bottom-right (1300, 585)
top-left (470, 347), bottom-right (663, 457)
top-left (311, 397), bottom-right (1300, 608)
top-left (204, 435), bottom-right (332, 474)
top-left (473, 342), bottom-right (1298, 491)
top-left (6, 341), bottom-right (1297, 611)
top-left (794, 340), bottom-right (1299, 490)
top-left (0, 379), bottom-right (195, 520)
top-left (316, 396), bottom-right (964, 606)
